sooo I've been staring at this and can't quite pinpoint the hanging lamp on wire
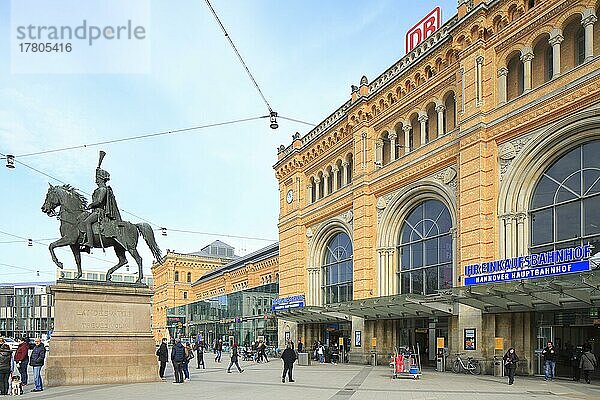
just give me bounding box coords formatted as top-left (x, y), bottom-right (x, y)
top-left (269, 111), bottom-right (279, 130)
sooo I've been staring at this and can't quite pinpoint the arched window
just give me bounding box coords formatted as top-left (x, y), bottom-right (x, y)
top-left (322, 232), bottom-right (353, 304)
top-left (397, 200), bottom-right (453, 295)
top-left (187, 272), bottom-right (192, 283)
top-left (528, 0), bottom-right (535, 10)
top-left (443, 93), bottom-right (456, 132)
top-left (346, 154), bottom-right (353, 184)
top-left (530, 141), bottom-right (600, 256)
top-left (174, 271), bottom-right (179, 282)
top-left (507, 53), bottom-right (524, 100)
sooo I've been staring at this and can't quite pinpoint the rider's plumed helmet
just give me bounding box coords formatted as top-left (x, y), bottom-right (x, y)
top-left (95, 167), bottom-right (110, 182)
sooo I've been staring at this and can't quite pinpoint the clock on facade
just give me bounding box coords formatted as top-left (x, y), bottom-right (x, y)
top-left (286, 189), bottom-right (294, 204)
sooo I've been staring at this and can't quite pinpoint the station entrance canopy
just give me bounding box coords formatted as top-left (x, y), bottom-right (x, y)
top-left (274, 294), bottom-right (456, 323)
top-left (441, 271), bottom-right (600, 313)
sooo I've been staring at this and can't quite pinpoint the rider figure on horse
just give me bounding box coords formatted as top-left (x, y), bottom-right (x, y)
top-left (83, 151), bottom-right (122, 249)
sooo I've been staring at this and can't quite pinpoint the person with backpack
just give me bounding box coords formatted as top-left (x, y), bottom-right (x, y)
top-left (502, 347), bottom-right (519, 385)
top-left (580, 346), bottom-right (597, 384)
top-left (156, 338), bottom-right (169, 380)
top-left (227, 343), bottom-right (243, 373)
top-left (0, 340), bottom-right (13, 396)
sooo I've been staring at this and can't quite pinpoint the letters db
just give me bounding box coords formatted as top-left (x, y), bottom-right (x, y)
top-left (406, 7), bottom-right (441, 54)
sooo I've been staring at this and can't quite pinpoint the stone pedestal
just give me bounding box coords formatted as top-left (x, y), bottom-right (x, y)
top-left (46, 280), bottom-right (158, 386)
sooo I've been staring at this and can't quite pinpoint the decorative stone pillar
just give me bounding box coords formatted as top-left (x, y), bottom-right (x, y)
top-left (375, 139), bottom-right (383, 167)
top-left (418, 113), bottom-right (428, 145)
top-left (497, 67), bottom-right (508, 105)
top-left (403, 125), bottom-right (412, 154)
top-left (332, 167), bottom-right (339, 191)
top-left (315, 177), bottom-right (321, 199)
top-left (549, 29), bottom-right (563, 78)
top-left (388, 132), bottom-right (397, 162)
top-left (476, 56), bottom-right (484, 107)
top-left (323, 172), bottom-right (330, 196)
top-left (307, 184), bottom-right (313, 205)
top-left (582, 10), bottom-right (597, 62)
top-left (516, 212), bottom-right (527, 256)
top-left (341, 161), bottom-right (349, 187)
top-left (377, 250), bottom-right (386, 296)
top-left (520, 50), bottom-right (534, 92)
top-left (435, 104), bottom-right (445, 136)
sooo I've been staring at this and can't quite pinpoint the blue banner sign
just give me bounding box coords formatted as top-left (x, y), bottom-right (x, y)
top-left (464, 245), bottom-right (592, 286)
top-left (272, 294), bottom-right (305, 311)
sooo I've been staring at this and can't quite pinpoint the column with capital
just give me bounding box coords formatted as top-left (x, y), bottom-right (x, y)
top-left (521, 50), bottom-right (534, 92)
top-left (497, 67), bottom-right (508, 105)
top-left (323, 172), bottom-right (330, 196)
top-left (375, 139), bottom-right (383, 167)
top-left (418, 114), bottom-right (428, 145)
top-left (388, 131), bottom-right (397, 162)
top-left (315, 177), bottom-right (321, 199)
top-left (582, 10), bottom-right (597, 61)
top-left (403, 125), bottom-right (412, 155)
top-left (332, 167), bottom-right (339, 191)
top-left (341, 161), bottom-right (349, 187)
top-left (307, 183), bottom-right (313, 205)
top-left (549, 29), bottom-right (563, 78)
top-left (435, 105), bottom-right (445, 137)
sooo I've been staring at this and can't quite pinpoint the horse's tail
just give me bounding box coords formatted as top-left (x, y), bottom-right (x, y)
top-left (136, 223), bottom-right (163, 262)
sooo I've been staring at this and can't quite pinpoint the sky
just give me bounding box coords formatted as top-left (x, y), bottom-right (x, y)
top-left (0, 0), bottom-right (458, 283)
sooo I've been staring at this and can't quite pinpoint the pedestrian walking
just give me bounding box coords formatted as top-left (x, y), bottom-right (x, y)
top-left (196, 341), bottom-right (205, 369)
top-left (259, 341), bottom-right (269, 363)
top-left (572, 345), bottom-right (583, 381)
top-left (580, 346), bottom-right (597, 384)
top-left (14, 337), bottom-right (29, 386)
top-left (0, 340), bottom-right (12, 396)
top-left (541, 341), bottom-right (557, 381)
top-left (171, 338), bottom-right (186, 384)
top-left (227, 343), bottom-right (244, 373)
top-left (183, 343), bottom-right (194, 381)
top-left (156, 338), bottom-right (169, 380)
top-left (30, 337), bottom-right (46, 392)
top-left (502, 347), bottom-right (519, 385)
top-left (281, 343), bottom-right (297, 383)
top-left (318, 343), bottom-right (325, 364)
top-left (215, 339), bottom-right (223, 363)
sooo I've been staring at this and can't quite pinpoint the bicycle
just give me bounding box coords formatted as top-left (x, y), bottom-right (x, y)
top-left (452, 353), bottom-right (482, 375)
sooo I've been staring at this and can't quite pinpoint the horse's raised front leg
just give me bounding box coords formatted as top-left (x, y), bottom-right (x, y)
top-left (69, 244), bottom-right (83, 279)
top-left (49, 237), bottom-right (73, 270)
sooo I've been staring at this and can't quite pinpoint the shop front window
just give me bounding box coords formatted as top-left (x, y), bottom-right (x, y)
top-left (397, 199), bottom-right (453, 295)
top-left (530, 141), bottom-right (600, 257)
top-left (322, 232), bottom-right (353, 304)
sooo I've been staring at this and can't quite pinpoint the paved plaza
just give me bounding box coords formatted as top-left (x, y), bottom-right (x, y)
top-left (28, 357), bottom-right (600, 400)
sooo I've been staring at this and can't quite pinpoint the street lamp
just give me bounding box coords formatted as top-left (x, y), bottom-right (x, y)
top-left (2, 155), bottom-right (15, 169)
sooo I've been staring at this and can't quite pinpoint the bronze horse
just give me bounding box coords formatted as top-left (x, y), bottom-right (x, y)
top-left (41, 183), bottom-right (162, 283)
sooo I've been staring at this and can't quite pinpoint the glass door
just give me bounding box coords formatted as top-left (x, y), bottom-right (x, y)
top-left (536, 326), bottom-right (553, 375)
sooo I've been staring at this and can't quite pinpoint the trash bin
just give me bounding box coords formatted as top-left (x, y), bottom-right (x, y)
top-left (370, 351), bottom-right (377, 366)
top-left (493, 356), bottom-right (504, 377)
top-left (298, 352), bottom-right (310, 366)
top-left (436, 355), bottom-right (445, 372)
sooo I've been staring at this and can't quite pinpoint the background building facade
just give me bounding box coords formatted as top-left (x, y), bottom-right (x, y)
top-left (151, 241), bottom-right (238, 341)
top-left (0, 282), bottom-right (54, 340)
top-left (274, 0), bottom-right (600, 376)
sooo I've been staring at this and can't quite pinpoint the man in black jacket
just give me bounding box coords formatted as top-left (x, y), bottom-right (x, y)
top-left (227, 344), bottom-right (243, 373)
top-left (30, 338), bottom-right (46, 392)
top-left (156, 338), bottom-right (169, 380)
top-left (281, 342), bottom-right (297, 383)
top-left (171, 338), bottom-right (186, 384)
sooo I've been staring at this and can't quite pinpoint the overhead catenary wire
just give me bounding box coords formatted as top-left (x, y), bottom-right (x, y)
top-left (0, 261), bottom-right (54, 277)
top-left (204, 0), bottom-right (275, 115)
top-left (161, 228), bottom-right (277, 242)
top-left (14, 115), bottom-right (269, 159)
top-left (279, 115), bottom-right (316, 127)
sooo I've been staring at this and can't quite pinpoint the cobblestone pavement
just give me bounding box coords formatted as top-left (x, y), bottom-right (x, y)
top-left (30, 357), bottom-right (600, 399)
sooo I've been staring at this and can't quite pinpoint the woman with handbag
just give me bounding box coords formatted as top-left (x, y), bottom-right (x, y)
top-left (183, 343), bottom-right (194, 382)
top-left (579, 346), bottom-right (597, 384)
top-left (503, 347), bottom-right (519, 385)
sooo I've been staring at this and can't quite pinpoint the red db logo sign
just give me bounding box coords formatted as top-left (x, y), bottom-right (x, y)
top-left (405, 7), bottom-right (441, 54)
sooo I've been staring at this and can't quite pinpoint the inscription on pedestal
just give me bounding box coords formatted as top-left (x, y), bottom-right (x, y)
top-left (77, 307), bottom-right (134, 331)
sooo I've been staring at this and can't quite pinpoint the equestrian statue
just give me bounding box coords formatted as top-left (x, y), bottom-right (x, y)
top-left (41, 151), bottom-right (162, 284)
